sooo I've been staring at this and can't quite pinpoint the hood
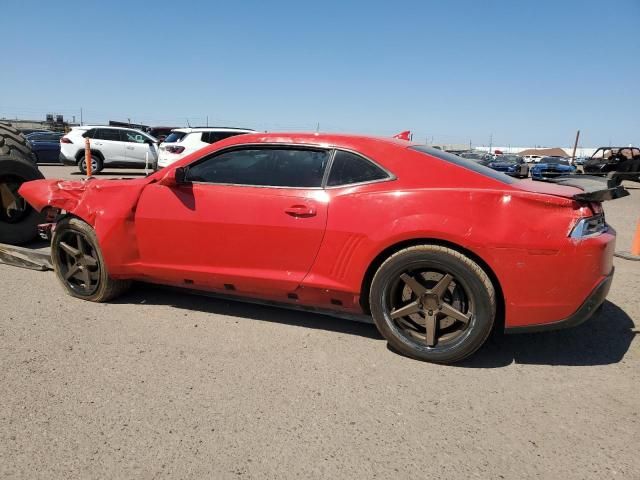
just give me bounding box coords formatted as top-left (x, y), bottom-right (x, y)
top-left (534, 163), bottom-right (572, 169)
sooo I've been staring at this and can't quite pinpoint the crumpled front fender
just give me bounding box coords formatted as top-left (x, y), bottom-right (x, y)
top-left (18, 179), bottom-right (88, 215)
top-left (18, 178), bottom-right (150, 274)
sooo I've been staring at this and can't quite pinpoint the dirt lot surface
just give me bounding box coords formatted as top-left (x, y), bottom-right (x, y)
top-left (1, 165), bottom-right (638, 479)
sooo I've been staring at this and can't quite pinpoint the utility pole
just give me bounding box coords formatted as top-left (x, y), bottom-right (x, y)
top-left (488, 133), bottom-right (493, 154)
top-left (206, 115), bottom-right (209, 127)
top-left (80, 108), bottom-right (83, 125)
top-left (571, 130), bottom-right (580, 163)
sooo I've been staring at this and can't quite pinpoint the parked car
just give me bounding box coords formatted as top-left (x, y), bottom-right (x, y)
top-left (157, 127), bottom-right (254, 168)
top-left (583, 147), bottom-right (640, 184)
top-left (522, 155), bottom-right (543, 163)
top-left (573, 156), bottom-right (588, 166)
top-left (484, 154), bottom-right (529, 178)
top-left (19, 133), bottom-right (625, 364)
top-left (26, 132), bottom-right (64, 164)
top-left (147, 126), bottom-right (176, 143)
top-left (60, 126), bottom-right (159, 174)
top-left (530, 156), bottom-right (576, 179)
top-left (458, 152), bottom-right (491, 163)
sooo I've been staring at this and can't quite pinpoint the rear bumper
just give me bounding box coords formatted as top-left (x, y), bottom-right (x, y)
top-left (505, 268), bottom-right (613, 334)
top-left (59, 153), bottom-right (76, 166)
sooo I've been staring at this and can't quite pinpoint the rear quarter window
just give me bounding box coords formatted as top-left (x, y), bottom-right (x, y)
top-left (201, 131), bottom-right (247, 144)
top-left (163, 132), bottom-right (187, 143)
top-left (327, 150), bottom-right (390, 186)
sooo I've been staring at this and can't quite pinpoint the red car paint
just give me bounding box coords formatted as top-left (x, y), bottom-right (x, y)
top-left (18, 133), bottom-right (615, 329)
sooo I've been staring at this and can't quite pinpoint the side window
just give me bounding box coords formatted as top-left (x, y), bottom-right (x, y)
top-left (202, 132), bottom-right (244, 144)
top-left (122, 130), bottom-right (147, 143)
top-left (186, 148), bottom-right (330, 188)
top-left (82, 129), bottom-right (96, 139)
top-left (327, 150), bottom-right (389, 187)
top-left (94, 129), bottom-right (122, 142)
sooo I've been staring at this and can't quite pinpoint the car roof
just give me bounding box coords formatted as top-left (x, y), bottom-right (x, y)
top-left (205, 131), bottom-right (417, 147)
top-left (71, 125), bottom-right (149, 133)
top-left (171, 127), bottom-right (255, 134)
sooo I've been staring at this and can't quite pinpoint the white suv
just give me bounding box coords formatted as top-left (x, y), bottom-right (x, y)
top-left (60, 126), bottom-right (159, 174)
top-left (157, 127), bottom-right (254, 168)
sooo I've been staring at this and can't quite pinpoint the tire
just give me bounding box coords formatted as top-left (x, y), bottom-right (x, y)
top-left (78, 154), bottom-right (103, 175)
top-left (0, 155), bottom-right (44, 244)
top-left (0, 122), bottom-right (32, 160)
top-left (369, 245), bottom-right (496, 364)
top-left (51, 217), bottom-right (131, 302)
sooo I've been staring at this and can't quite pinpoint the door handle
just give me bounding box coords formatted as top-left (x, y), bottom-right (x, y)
top-left (284, 204), bottom-right (317, 218)
top-left (126, 146), bottom-right (134, 150)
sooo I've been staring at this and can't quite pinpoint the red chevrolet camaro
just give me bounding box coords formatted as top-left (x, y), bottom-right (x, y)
top-left (19, 133), bottom-right (624, 363)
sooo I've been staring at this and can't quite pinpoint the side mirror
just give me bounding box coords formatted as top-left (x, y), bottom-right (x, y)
top-left (175, 167), bottom-right (187, 184)
top-left (159, 167), bottom-right (188, 187)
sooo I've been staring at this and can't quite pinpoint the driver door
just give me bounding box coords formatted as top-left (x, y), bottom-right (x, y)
top-left (134, 146), bottom-right (331, 298)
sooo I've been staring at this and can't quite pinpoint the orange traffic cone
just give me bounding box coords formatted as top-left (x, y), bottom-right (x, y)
top-left (84, 137), bottom-right (92, 177)
top-left (615, 218), bottom-right (640, 261)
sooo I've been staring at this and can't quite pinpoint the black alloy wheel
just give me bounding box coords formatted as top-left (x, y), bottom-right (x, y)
top-left (370, 245), bottom-right (496, 364)
top-left (387, 270), bottom-right (472, 348)
top-left (51, 217), bottom-right (131, 302)
top-left (56, 228), bottom-right (101, 296)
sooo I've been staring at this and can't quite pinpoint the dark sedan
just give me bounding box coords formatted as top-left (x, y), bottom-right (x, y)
top-left (26, 131), bottom-right (63, 164)
top-left (531, 156), bottom-right (576, 179)
top-left (483, 154), bottom-right (529, 178)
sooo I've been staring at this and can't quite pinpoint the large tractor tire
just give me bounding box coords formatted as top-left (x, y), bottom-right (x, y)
top-left (0, 123), bottom-right (44, 245)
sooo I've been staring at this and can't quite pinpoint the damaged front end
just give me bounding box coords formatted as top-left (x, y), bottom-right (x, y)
top-left (18, 177), bottom-right (150, 272)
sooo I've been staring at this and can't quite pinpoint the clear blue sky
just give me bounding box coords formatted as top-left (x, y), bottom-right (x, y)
top-left (2, 0), bottom-right (639, 147)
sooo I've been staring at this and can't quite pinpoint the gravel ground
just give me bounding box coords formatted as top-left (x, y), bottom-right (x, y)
top-left (1, 165), bottom-right (638, 479)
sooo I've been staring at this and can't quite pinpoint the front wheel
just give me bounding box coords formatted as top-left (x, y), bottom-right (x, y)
top-left (51, 217), bottom-right (130, 302)
top-left (369, 245), bottom-right (496, 364)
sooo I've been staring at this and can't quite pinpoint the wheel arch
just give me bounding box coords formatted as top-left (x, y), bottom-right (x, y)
top-left (359, 238), bottom-right (505, 331)
top-left (75, 149), bottom-right (104, 162)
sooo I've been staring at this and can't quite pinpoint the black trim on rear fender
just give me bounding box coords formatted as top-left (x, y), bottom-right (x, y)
top-left (532, 175), bottom-right (629, 201)
top-left (505, 269), bottom-right (613, 334)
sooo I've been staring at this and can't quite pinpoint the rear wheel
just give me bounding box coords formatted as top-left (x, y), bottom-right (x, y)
top-left (369, 245), bottom-right (496, 364)
top-left (78, 154), bottom-right (103, 175)
top-left (51, 217), bottom-right (130, 302)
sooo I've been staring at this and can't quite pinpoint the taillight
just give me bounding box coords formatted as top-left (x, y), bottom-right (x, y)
top-left (166, 146), bottom-right (185, 154)
top-left (570, 213), bottom-right (607, 238)
top-left (60, 137), bottom-right (72, 144)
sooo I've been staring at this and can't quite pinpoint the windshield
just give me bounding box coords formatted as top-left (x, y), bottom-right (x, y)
top-left (163, 132), bottom-right (187, 143)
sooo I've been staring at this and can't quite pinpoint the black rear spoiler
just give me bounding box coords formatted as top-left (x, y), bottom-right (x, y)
top-left (533, 175), bottom-right (629, 202)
